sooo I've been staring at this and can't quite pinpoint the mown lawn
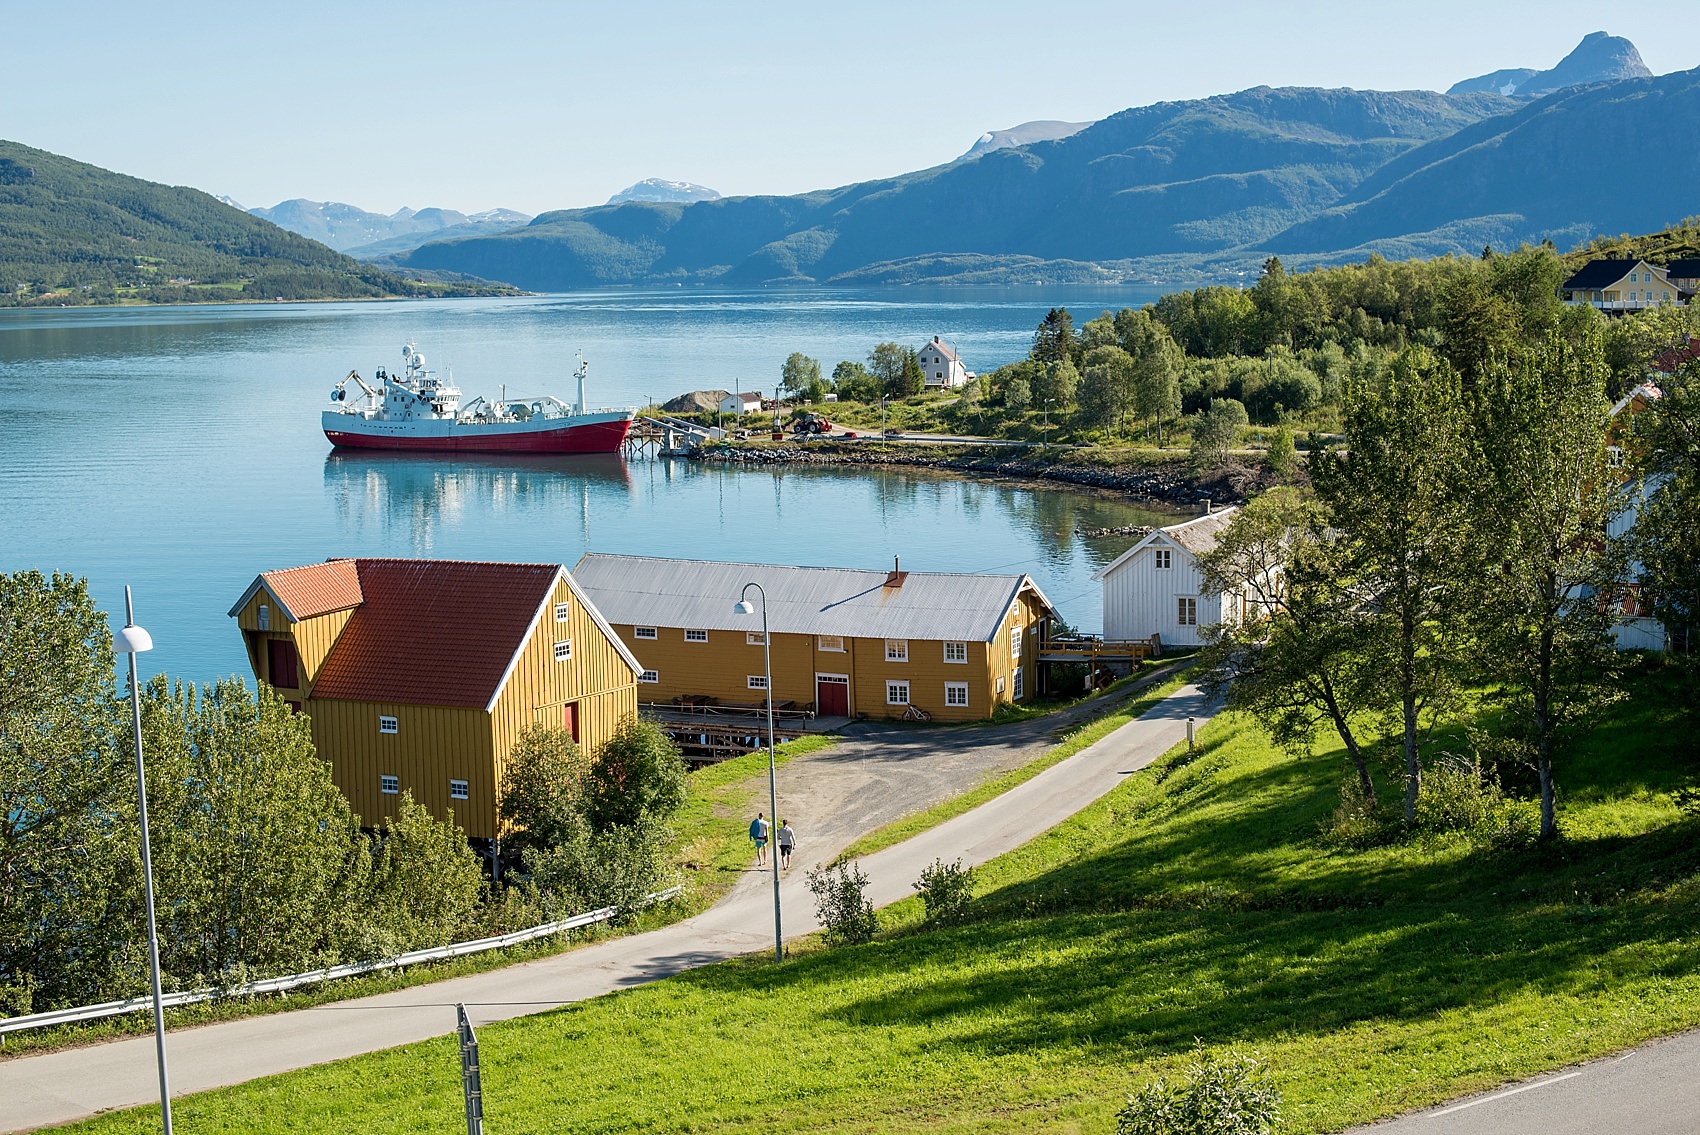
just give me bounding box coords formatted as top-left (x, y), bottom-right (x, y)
top-left (64, 662), bottom-right (1700, 1134)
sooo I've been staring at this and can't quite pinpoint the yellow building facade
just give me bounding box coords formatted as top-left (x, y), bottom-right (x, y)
top-left (230, 558), bottom-right (641, 840)
top-left (574, 555), bottom-right (1059, 722)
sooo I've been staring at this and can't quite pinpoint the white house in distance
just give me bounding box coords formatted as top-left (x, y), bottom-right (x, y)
top-left (1094, 508), bottom-right (1244, 648)
top-left (719, 391), bottom-right (764, 415)
top-left (918, 336), bottom-right (974, 389)
top-left (1559, 259), bottom-right (1688, 312)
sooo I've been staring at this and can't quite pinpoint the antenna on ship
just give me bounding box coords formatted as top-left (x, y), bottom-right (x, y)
top-left (574, 352), bottom-right (587, 416)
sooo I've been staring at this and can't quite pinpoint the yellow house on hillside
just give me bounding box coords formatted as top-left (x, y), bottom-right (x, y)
top-left (572, 554), bottom-right (1061, 722)
top-left (1559, 259), bottom-right (1686, 312)
top-left (229, 558), bottom-right (641, 842)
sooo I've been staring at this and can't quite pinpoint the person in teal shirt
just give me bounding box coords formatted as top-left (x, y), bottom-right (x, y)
top-left (749, 812), bottom-right (770, 866)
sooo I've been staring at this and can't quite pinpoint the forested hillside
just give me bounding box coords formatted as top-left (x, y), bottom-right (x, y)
top-left (0, 141), bottom-right (515, 306)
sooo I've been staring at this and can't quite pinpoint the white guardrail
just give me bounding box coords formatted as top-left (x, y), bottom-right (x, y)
top-left (0, 885), bottom-right (682, 1037)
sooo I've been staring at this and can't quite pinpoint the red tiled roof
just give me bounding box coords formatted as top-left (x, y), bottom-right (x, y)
top-left (308, 559), bottom-right (562, 709)
top-left (260, 560), bottom-right (364, 620)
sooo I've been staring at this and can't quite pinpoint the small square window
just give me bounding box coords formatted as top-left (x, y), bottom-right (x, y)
top-left (449, 779), bottom-right (469, 800)
top-left (554, 601), bottom-right (571, 623)
top-left (380, 774), bottom-right (399, 794)
top-left (747, 631), bottom-right (767, 646)
top-left (945, 682), bottom-right (969, 707)
top-left (379, 715), bottom-right (398, 734)
top-left (885, 639), bottom-right (908, 662)
top-left (943, 641), bottom-right (967, 663)
top-left (553, 639), bottom-right (572, 662)
top-left (685, 629), bottom-right (709, 643)
top-left (1155, 548), bottom-right (1172, 570)
top-left (886, 680), bottom-right (910, 706)
top-left (639, 669), bottom-right (659, 683)
top-left (818, 635), bottom-right (845, 652)
top-left (634, 626), bottom-right (658, 639)
top-left (748, 674), bottom-right (769, 690)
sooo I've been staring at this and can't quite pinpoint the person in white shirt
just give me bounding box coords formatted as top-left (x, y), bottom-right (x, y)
top-left (777, 820), bottom-right (796, 870)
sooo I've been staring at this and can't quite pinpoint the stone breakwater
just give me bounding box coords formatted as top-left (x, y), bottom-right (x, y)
top-left (686, 446), bottom-right (1246, 508)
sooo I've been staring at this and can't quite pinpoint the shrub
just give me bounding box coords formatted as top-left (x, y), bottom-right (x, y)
top-left (915, 858), bottom-right (976, 925)
top-left (1416, 755), bottom-right (1502, 833)
top-left (1674, 786), bottom-right (1700, 817)
top-left (528, 816), bottom-right (673, 922)
top-left (1320, 779), bottom-right (1386, 849)
top-left (586, 718), bottom-right (688, 830)
top-left (807, 860), bottom-right (877, 946)
top-left (1116, 1045), bottom-right (1281, 1135)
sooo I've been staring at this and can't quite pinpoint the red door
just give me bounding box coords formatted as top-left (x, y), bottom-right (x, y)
top-left (816, 676), bottom-right (849, 717)
top-left (562, 702), bottom-right (579, 743)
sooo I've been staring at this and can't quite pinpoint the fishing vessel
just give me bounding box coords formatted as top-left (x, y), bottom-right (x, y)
top-left (323, 344), bottom-right (635, 454)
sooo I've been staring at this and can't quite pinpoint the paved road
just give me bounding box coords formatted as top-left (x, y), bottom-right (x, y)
top-left (1351, 1028), bottom-right (1700, 1134)
top-left (2, 683), bottom-right (1211, 1132)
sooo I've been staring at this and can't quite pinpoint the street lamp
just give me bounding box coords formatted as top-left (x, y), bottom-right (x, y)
top-left (114, 586), bottom-right (173, 1135)
top-left (733, 583), bottom-right (782, 962)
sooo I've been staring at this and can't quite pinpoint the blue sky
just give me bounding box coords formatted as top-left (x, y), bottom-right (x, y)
top-left (5, 1), bottom-right (1693, 215)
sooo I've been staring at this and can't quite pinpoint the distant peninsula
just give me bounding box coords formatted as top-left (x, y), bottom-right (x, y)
top-left (0, 140), bottom-right (518, 308)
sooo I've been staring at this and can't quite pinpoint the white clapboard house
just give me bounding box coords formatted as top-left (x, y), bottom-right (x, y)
top-left (1094, 508), bottom-right (1245, 648)
top-left (917, 336), bottom-right (974, 389)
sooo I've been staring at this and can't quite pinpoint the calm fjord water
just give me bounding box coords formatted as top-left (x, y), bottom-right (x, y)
top-left (0, 287), bottom-right (1174, 681)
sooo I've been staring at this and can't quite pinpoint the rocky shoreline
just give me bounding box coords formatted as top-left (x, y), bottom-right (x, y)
top-left (686, 445), bottom-right (1259, 509)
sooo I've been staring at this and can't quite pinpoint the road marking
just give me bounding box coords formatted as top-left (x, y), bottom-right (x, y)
top-left (1430, 1072), bottom-right (1584, 1116)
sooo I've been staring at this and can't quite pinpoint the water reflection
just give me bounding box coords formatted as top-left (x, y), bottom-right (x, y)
top-left (324, 452), bottom-right (632, 554)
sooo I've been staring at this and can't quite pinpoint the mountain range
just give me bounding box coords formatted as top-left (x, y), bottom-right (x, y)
top-left (240, 199), bottom-right (532, 256)
top-left (379, 31), bottom-right (1694, 288)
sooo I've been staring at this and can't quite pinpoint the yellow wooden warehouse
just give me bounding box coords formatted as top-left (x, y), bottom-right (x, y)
top-left (228, 558), bottom-right (642, 841)
top-left (572, 554), bottom-right (1061, 723)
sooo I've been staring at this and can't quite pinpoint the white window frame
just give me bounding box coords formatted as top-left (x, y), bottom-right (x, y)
top-left (380, 774), bottom-right (399, 794)
top-left (449, 779), bottom-right (469, 800)
top-left (748, 674), bottom-right (769, 690)
top-left (685, 628), bottom-right (709, 643)
top-left (818, 635), bottom-right (845, 652)
top-left (943, 640), bottom-right (967, 663)
top-left (944, 682), bottom-right (969, 707)
top-left (885, 639), bottom-right (909, 662)
top-left (1154, 547), bottom-right (1172, 570)
top-left (746, 631), bottom-right (767, 646)
top-left (553, 639), bottom-right (572, 662)
top-left (886, 679), bottom-right (910, 706)
top-left (1010, 625), bottom-right (1022, 662)
top-left (378, 715), bottom-right (398, 735)
top-left (1013, 668), bottom-right (1025, 700)
top-left (996, 675), bottom-right (1005, 696)
top-left (1177, 597), bottom-right (1198, 626)
top-left (634, 626), bottom-right (658, 640)
top-left (554, 601), bottom-right (571, 623)
top-left (639, 669), bottom-right (659, 684)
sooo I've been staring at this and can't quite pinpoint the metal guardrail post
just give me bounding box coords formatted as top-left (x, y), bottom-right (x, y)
top-left (458, 1004), bottom-right (484, 1135)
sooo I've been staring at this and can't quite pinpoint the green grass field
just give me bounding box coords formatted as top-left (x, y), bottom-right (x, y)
top-left (63, 662), bottom-right (1700, 1134)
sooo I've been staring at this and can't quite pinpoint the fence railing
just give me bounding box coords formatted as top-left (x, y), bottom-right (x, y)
top-left (0, 885), bottom-right (682, 1037)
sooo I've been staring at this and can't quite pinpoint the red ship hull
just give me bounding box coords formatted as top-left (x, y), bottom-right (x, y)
top-left (324, 414), bottom-right (633, 455)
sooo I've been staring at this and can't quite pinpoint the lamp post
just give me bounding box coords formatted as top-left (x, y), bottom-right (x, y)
top-left (733, 583), bottom-right (782, 961)
top-left (1044, 398), bottom-right (1054, 448)
top-left (114, 586), bottom-right (172, 1135)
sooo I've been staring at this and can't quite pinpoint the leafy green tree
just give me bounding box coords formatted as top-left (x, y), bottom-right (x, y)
top-left (363, 792), bottom-right (487, 950)
top-left (1077, 345), bottom-right (1135, 433)
top-left (1310, 348), bottom-right (1474, 825)
top-left (1197, 489), bottom-right (1381, 800)
top-left (1032, 357), bottom-right (1079, 413)
top-left (585, 718), bottom-right (688, 831)
top-left (832, 360), bottom-right (880, 403)
top-left (1004, 372), bottom-right (1032, 414)
top-left (1632, 357), bottom-right (1700, 664)
top-left (781, 352), bottom-right (822, 397)
top-left (499, 724), bottom-right (589, 857)
top-left (1473, 330), bottom-right (1628, 839)
top-left (1120, 312), bottom-right (1184, 443)
top-left (0, 571), bottom-right (129, 1012)
top-left (528, 817), bottom-right (671, 920)
top-left (868, 342), bottom-right (908, 398)
top-left (1189, 398), bottom-right (1248, 469)
top-left (1031, 307), bottom-right (1077, 364)
top-left (1265, 424), bottom-right (1296, 479)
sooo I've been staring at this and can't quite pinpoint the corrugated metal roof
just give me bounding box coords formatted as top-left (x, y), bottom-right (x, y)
top-left (573, 555), bottom-right (1056, 643)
